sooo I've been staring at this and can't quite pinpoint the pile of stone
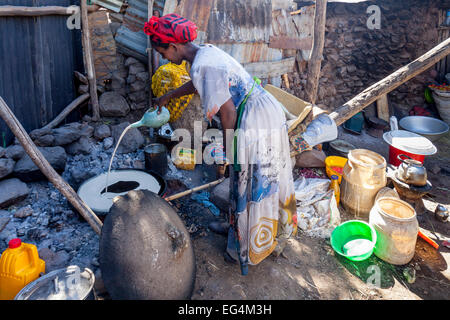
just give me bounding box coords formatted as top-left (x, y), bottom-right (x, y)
top-left (285, 0), bottom-right (440, 116)
top-left (0, 118), bottom-right (151, 298)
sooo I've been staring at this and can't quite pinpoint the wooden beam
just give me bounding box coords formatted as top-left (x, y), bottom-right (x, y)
top-left (0, 5), bottom-right (75, 16)
top-left (376, 94), bottom-right (390, 122)
top-left (329, 37), bottom-right (450, 126)
top-left (80, 0), bottom-right (100, 121)
top-left (0, 96), bottom-right (103, 235)
top-left (147, 0), bottom-right (154, 108)
top-left (304, 0), bottom-right (327, 105)
top-left (269, 36), bottom-right (312, 50)
top-left (42, 93), bottom-right (90, 130)
top-left (244, 57), bottom-right (296, 79)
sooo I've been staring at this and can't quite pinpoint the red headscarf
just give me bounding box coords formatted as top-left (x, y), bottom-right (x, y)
top-left (144, 13), bottom-right (198, 44)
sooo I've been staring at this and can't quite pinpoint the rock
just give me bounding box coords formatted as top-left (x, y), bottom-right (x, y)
top-left (29, 127), bottom-right (53, 140)
top-left (130, 102), bottom-right (148, 110)
top-left (124, 57), bottom-right (140, 67)
top-left (14, 205), bottom-right (33, 218)
top-left (69, 166), bottom-right (96, 188)
top-left (80, 124), bottom-right (95, 138)
top-left (0, 178), bottom-right (30, 209)
top-left (34, 134), bottom-right (55, 147)
top-left (103, 137), bottom-right (114, 150)
top-left (94, 124), bottom-right (111, 140)
top-left (136, 72), bottom-right (149, 82)
top-left (39, 248), bottom-right (71, 273)
top-left (128, 64), bottom-right (146, 75)
top-left (111, 122), bottom-right (145, 154)
top-left (133, 160), bottom-right (145, 170)
top-left (0, 147), bottom-right (5, 158)
top-left (14, 146), bottom-right (67, 182)
top-left (66, 137), bottom-right (93, 156)
top-left (26, 228), bottom-right (47, 241)
top-left (0, 158), bottom-right (15, 179)
top-left (99, 91), bottom-right (130, 117)
top-left (129, 80), bottom-right (147, 93)
top-left (111, 74), bottom-right (126, 90)
top-left (52, 123), bottom-right (83, 146)
top-left (0, 210), bottom-right (11, 233)
top-left (128, 91), bottom-right (147, 103)
top-left (5, 145), bottom-right (25, 161)
top-left (78, 84), bottom-right (89, 95)
top-left (210, 178), bottom-right (230, 213)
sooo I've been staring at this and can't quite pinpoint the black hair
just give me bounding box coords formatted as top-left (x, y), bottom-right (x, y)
top-left (151, 39), bottom-right (170, 50)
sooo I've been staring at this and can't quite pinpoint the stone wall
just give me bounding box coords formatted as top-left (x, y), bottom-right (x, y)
top-left (285, 0), bottom-right (441, 117)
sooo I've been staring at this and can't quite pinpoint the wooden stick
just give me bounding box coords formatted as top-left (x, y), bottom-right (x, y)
top-left (376, 94), bottom-right (389, 122)
top-left (42, 93), bottom-right (90, 130)
top-left (304, 0), bottom-right (327, 105)
top-left (329, 37), bottom-right (450, 126)
top-left (0, 5), bottom-right (75, 16)
top-left (80, 0), bottom-right (100, 121)
top-left (147, 0), bottom-right (155, 108)
top-left (164, 177), bottom-right (225, 202)
top-left (0, 96), bottom-right (103, 235)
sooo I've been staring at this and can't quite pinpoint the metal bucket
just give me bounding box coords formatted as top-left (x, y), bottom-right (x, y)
top-left (14, 266), bottom-right (96, 300)
top-left (144, 143), bottom-right (168, 177)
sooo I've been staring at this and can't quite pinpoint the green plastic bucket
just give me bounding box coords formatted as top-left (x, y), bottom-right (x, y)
top-left (330, 220), bottom-right (377, 261)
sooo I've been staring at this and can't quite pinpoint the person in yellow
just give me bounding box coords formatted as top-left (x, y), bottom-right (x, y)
top-left (145, 14), bottom-right (297, 275)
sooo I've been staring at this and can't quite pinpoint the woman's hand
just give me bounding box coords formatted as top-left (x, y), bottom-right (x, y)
top-left (153, 94), bottom-right (171, 113)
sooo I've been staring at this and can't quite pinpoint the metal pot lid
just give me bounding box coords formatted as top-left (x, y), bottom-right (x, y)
top-left (14, 266), bottom-right (94, 300)
top-left (329, 139), bottom-right (356, 154)
top-left (77, 169), bottom-right (162, 213)
top-left (383, 130), bottom-right (437, 156)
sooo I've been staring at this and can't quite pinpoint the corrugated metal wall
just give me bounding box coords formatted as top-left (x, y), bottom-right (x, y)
top-left (0, 0), bottom-right (82, 146)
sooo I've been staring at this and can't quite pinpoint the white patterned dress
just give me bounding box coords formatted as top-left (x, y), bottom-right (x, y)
top-left (189, 44), bottom-right (297, 275)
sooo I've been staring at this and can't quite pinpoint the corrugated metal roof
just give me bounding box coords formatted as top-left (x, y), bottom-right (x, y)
top-left (91, 0), bottom-right (124, 13)
top-left (115, 0), bottom-right (166, 62)
top-left (215, 43), bottom-right (282, 64)
top-left (207, 0), bottom-right (273, 43)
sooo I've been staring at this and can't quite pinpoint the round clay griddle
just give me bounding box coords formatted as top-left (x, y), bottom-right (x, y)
top-left (77, 169), bottom-right (165, 214)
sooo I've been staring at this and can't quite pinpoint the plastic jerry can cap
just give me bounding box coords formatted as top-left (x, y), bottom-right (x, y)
top-left (8, 238), bottom-right (22, 249)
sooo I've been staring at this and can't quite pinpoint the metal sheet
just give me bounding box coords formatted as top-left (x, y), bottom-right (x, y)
top-left (164, 0), bottom-right (213, 33)
top-left (215, 43), bottom-right (282, 65)
top-left (0, 0), bottom-right (81, 145)
top-left (91, 0), bottom-right (124, 13)
top-left (269, 8), bottom-right (313, 50)
top-left (207, 0), bottom-right (272, 43)
top-left (115, 0), bottom-right (166, 62)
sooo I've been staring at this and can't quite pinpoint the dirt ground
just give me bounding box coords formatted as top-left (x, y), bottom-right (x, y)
top-left (170, 130), bottom-right (450, 301)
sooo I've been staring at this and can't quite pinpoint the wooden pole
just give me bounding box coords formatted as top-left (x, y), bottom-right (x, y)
top-left (376, 94), bottom-right (390, 122)
top-left (0, 97), bottom-right (103, 235)
top-left (80, 0), bottom-right (100, 121)
top-left (329, 37), bottom-right (450, 126)
top-left (42, 93), bottom-right (90, 130)
top-left (305, 0), bottom-right (327, 105)
top-left (147, 0), bottom-right (155, 108)
top-left (164, 178), bottom-right (225, 202)
top-left (0, 5), bottom-right (74, 16)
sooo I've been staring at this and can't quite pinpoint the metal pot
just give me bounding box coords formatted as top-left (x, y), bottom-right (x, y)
top-left (14, 266), bottom-right (96, 300)
top-left (396, 154), bottom-right (427, 187)
top-left (435, 204), bottom-right (449, 222)
top-left (144, 143), bottom-right (168, 177)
